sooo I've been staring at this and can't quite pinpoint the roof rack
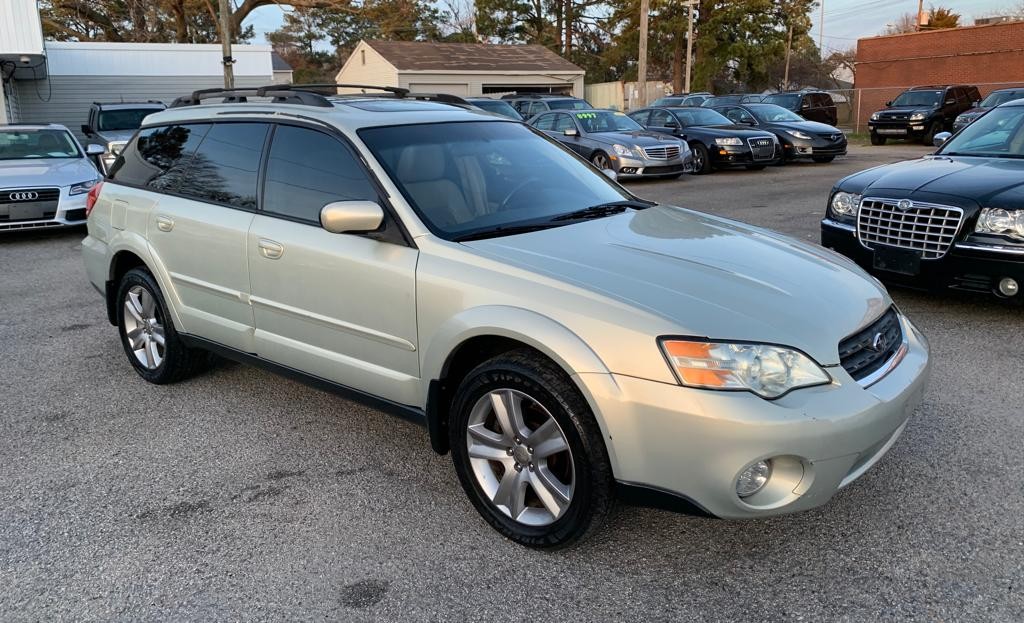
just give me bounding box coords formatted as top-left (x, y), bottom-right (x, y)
top-left (277, 83), bottom-right (411, 97)
top-left (499, 92), bottom-right (576, 100)
top-left (169, 86), bottom-right (334, 108)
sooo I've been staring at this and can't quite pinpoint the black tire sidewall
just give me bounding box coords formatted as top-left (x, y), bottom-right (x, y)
top-left (449, 353), bottom-right (610, 548)
top-left (690, 142), bottom-right (711, 174)
top-left (115, 268), bottom-right (183, 384)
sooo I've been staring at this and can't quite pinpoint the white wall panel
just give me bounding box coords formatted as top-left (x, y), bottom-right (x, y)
top-left (45, 42), bottom-right (273, 77)
top-left (0, 0), bottom-right (45, 55)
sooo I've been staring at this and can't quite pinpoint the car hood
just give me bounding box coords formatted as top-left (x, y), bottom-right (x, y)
top-left (767, 120), bottom-right (841, 134)
top-left (876, 105), bottom-right (936, 116)
top-left (0, 158), bottom-right (98, 188)
top-left (690, 125), bottom-right (775, 138)
top-left (838, 156), bottom-right (1024, 210)
top-left (465, 206), bottom-right (889, 365)
top-left (958, 107), bottom-right (987, 117)
top-left (590, 131), bottom-right (682, 146)
top-left (95, 129), bottom-right (137, 144)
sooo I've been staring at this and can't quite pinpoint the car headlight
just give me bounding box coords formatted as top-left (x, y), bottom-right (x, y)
top-left (975, 208), bottom-right (1024, 240)
top-left (909, 113), bottom-right (927, 121)
top-left (613, 144), bottom-right (637, 157)
top-left (830, 191), bottom-right (861, 217)
top-left (69, 178), bottom-right (101, 195)
top-left (786, 130), bottom-right (812, 140)
top-left (714, 137), bottom-right (743, 146)
top-left (870, 112), bottom-right (881, 121)
top-left (660, 339), bottom-right (831, 399)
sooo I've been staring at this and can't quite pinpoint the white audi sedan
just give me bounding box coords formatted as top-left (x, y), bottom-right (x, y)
top-left (0, 124), bottom-right (103, 232)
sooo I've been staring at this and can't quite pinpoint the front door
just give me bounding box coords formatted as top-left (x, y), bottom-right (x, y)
top-left (247, 124), bottom-right (420, 406)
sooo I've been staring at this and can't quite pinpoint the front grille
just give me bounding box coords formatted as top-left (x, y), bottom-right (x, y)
top-left (881, 112), bottom-right (909, 120)
top-left (641, 164), bottom-right (684, 175)
top-left (747, 137), bottom-right (775, 161)
top-left (839, 307), bottom-right (903, 381)
top-left (0, 188), bottom-right (61, 204)
top-left (640, 145), bottom-right (681, 160)
top-left (857, 197), bottom-right (963, 260)
top-left (817, 132), bottom-right (845, 142)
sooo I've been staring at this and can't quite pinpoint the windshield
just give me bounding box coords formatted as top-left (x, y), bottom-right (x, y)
top-left (0, 129), bottom-right (81, 160)
top-left (98, 108), bottom-right (161, 131)
top-left (547, 99), bottom-right (592, 110)
top-left (980, 90), bottom-right (1024, 108)
top-left (940, 106), bottom-right (1024, 158)
top-left (747, 104), bottom-right (804, 123)
top-left (762, 94), bottom-right (800, 108)
top-left (575, 111), bottom-right (644, 133)
top-left (359, 121), bottom-right (631, 239)
top-left (670, 108), bottom-right (732, 126)
top-left (472, 100), bottom-right (522, 120)
top-left (891, 90), bottom-right (941, 107)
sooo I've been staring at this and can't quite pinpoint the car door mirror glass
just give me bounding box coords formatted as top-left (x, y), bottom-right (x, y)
top-left (320, 200), bottom-right (384, 234)
top-left (932, 131), bottom-right (952, 148)
top-left (86, 144), bottom-right (106, 156)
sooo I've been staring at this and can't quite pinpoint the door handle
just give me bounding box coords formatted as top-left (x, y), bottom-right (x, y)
top-left (156, 215), bottom-right (174, 232)
top-left (258, 238), bottom-right (284, 260)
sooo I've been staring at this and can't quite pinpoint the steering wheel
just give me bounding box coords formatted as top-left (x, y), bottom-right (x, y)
top-left (499, 177), bottom-right (542, 212)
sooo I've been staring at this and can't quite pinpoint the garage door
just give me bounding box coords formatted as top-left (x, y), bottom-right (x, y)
top-left (408, 83), bottom-right (469, 96)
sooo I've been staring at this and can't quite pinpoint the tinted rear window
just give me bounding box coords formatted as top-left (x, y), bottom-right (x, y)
top-left (108, 124), bottom-right (210, 191)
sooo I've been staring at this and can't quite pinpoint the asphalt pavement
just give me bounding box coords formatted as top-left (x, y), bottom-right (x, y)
top-left (1, 144), bottom-right (1021, 621)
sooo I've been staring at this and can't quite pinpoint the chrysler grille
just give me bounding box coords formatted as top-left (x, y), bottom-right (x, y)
top-left (857, 197), bottom-right (963, 260)
top-left (640, 145), bottom-right (681, 160)
top-left (747, 137), bottom-right (775, 161)
top-left (838, 307), bottom-right (903, 381)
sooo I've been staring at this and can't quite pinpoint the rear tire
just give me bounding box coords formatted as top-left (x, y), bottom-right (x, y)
top-left (449, 349), bottom-right (614, 549)
top-left (870, 133), bottom-right (886, 146)
top-left (115, 267), bottom-right (212, 384)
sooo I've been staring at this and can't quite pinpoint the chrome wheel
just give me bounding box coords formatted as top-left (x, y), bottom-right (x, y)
top-left (692, 149), bottom-right (705, 172)
top-left (122, 285), bottom-right (165, 370)
top-left (591, 153), bottom-right (611, 170)
top-left (465, 389), bottom-right (575, 526)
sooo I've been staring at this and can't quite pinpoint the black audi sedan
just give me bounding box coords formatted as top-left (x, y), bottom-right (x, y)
top-left (822, 99), bottom-right (1024, 300)
top-left (627, 106), bottom-right (780, 173)
top-left (709, 102), bottom-right (847, 163)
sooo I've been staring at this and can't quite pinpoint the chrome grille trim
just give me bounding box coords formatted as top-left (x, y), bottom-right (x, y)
top-left (857, 197), bottom-right (964, 260)
top-left (639, 145), bottom-right (681, 160)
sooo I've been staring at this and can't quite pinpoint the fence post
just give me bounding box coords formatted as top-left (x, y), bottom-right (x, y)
top-left (855, 90), bottom-right (862, 135)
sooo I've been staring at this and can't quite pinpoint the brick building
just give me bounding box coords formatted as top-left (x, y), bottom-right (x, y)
top-left (853, 20), bottom-right (1024, 127)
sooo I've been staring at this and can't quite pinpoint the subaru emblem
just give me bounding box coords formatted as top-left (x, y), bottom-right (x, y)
top-left (896, 199), bottom-right (913, 211)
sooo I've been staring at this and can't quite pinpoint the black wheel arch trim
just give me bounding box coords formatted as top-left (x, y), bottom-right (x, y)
top-left (615, 480), bottom-right (715, 517)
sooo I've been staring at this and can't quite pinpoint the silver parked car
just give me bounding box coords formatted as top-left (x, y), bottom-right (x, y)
top-left (82, 85), bottom-right (930, 548)
top-left (530, 109), bottom-right (693, 179)
top-left (0, 124), bottom-right (103, 232)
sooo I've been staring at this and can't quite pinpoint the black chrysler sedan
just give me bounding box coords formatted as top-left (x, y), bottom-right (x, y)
top-left (627, 106), bottom-right (780, 173)
top-left (709, 102), bottom-right (847, 163)
top-left (822, 99), bottom-right (1024, 300)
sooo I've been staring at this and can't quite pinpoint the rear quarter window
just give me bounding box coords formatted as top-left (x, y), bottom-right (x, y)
top-left (108, 124), bottom-right (210, 191)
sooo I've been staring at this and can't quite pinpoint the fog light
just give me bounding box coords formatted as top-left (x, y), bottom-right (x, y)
top-left (998, 277), bottom-right (1019, 297)
top-left (736, 460), bottom-right (772, 498)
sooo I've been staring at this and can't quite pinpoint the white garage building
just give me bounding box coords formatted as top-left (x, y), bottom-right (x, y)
top-left (335, 40), bottom-right (585, 98)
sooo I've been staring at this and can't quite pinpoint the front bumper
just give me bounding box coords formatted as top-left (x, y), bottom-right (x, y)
top-left (614, 154), bottom-right (693, 178)
top-left (575, 314), bottom-right (930, 518)
top-left (0, 187), bottom-right (87, 232)
top-left (822, 218), bottom-right (1024, 296)
top-left (710, 145), bottom-right (780, 168)
top-left (868, 121), bottom-right (930, 140)
top-left (782, 137), bottom-right (848, 159)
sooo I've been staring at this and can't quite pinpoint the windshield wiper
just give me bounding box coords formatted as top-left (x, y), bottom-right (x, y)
top-left (452, 223), bottom-right (562, 242)
top-left (550, 199), bottom-right (656, 222)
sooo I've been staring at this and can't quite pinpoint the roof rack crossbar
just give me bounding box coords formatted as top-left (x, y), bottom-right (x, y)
top-left (170, 87), bottom-right (333, 108)
top-left (268, 83), bottom-right (411, 97)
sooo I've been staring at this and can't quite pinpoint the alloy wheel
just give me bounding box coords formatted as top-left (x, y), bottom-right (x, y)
top-left (465, 389), bottom-right (575, 526)
top-left (592, 153), bottom-right (610, 170)
top-left (122, 285), bottom-right (165, 370)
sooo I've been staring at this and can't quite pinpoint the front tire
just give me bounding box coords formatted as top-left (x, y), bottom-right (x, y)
top-left (590, 151), bottom-right (612, 170)
top-left (690, 142), bottom-right (712, 174)
top-left (449, 349), bottom-right (614, 549)
top-left (116, 267), bottom-right (211, 384)
top-left (922, 121), bottom-right (942, 145)
top-left (870, 132), bottom-right (886, 146)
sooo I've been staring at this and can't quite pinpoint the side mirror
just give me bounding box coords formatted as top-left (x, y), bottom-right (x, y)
top-left (972, 100), bottom-right (980, 107)
top-left (933, 131), bottom-right (952, 148)
top-left (602, 168), bottom-right (617, 181)
top-left (944, 99), bottom-right (955, 105)
top-left (664, 119), bottom-right (679, 128)
top-left (81, 124), bottom-right (93, 136)
top-left (741, 119), bottom-right (755, 126)
top-left (320, 200), bottom-right (384, 234)
top-left (85, 144), bottom-right (106, 156)
top-left (563, 128), bottom-right (579, 137)
top-left (885, 101), bottom-right (892, 107)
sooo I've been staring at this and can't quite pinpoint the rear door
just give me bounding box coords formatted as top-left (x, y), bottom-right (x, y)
top-left (110, 122), bottom-right (261, 352)
top-left (246, 123), bottom-right (420, 405)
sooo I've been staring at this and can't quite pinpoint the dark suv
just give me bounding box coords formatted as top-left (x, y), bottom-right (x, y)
top-left (500, 93), bottom-right (592, 118)
top-left (868, 85), bottom-right (981, 145)
top-left (762, 91), bottom-right (837, 126)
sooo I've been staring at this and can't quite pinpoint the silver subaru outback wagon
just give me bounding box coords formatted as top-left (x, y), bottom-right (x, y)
top-left (81, 84), bottom-right (930, 548)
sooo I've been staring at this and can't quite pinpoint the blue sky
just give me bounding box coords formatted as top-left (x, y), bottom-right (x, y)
top-left (244, 0), bottom-right (1016, 53)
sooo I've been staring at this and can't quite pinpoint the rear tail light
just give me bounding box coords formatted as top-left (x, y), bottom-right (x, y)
top-left (85, 181), bottom-right (104, 217)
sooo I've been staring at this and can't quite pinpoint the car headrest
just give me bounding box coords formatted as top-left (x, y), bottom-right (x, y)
top-left (397, 144), bottom-right (446, 183)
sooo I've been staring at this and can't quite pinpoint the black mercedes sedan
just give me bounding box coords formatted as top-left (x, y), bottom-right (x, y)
top-left (627, 106), bottom-right (780, 174)
top-left (822, 99), bottom-right (1024, 300)
top-left (709, 103), bottom-right (847, 163)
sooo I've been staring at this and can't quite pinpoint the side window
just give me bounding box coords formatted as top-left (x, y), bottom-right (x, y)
top-left (108, 123), bottom-right (210, 191)
top-left (530, 102), bottom-right (546, 116)
top-left (533, 114), bottom-right (556, 131)
top-left (177, 122), bottom-right (268, 209)
top-left (649, 110), bottom-right (672, 126)
top-left (263, 125), bottom-right (378, 223)
top-left (628, 110), bottom-right (650, 126)
top-left (553, 114), bottom-right (575, 132)
top-left (821, 93), bottom-right (834, 106)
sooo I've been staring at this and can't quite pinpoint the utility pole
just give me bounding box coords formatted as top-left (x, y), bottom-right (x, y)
top-left (637, 0), bottom-right (650, 107)
top-left (219, 0), bottom-right (235, 89)
top-left (783, 22), bottom-right (794, 89)
top-left (916, 0), bottom-right (925, 31)
top-left (684, 0), bottom-right (696, 93)
top-left (817, 0), bottom-right (825, 52)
